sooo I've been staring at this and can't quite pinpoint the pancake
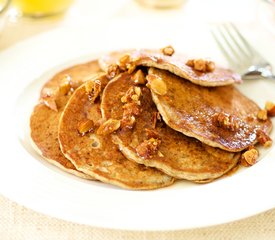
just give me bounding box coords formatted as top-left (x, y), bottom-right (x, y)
top-left (146, 68), bottom-right (273, 152)
top-left (30, 60), bottom-right (101, 179)
top-left (58, 76), bottom-right (174, 190)
top-left (101, 72), bottom-right (240, 181)
top-left (99, 49), bottom-right (241, 86)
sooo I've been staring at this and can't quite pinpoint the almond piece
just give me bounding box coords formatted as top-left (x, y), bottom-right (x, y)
top-left (131, 69), bottom-right (146, 85)
top-left (257, 109), bottom-right (268, 121)
top-left (59, 75), bottom-right (72, 95)
top-left (97, 119), bottom-right (121, 135)
top-left (265, 101), bottom-right (275, 117)
top-left (241, 147), bottom-right (259, 166)
top-left (43, 96), bottom-right (58, 112)
top-left (161, 45), bottom-right (175, 56)
top-left (85, 79), bottom-right (101, 103)
top-left (78, 119), bottom-right (95, 136)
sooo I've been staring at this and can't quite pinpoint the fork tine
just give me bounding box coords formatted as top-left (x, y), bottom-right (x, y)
top-left (211, 29), bottom-right (236, 68)
top-left (222, 23), bottom-right (252, 59)
top-left (227, 23), bottom-right (266, 63)
top-left (215, 25), bottom-right (245, 64)
top-left (212, 22), bottom-right (274, 78)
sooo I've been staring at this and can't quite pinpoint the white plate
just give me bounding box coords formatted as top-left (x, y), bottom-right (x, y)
top-left (0, 20), bottom-right (275, 231)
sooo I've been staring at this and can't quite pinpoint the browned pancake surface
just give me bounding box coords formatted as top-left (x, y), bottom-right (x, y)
top-left (30, 60), bottom-right (101, 178)
top-left (99, 49), bottom-right (241, 86)
top-left (147, 68), bottom-right (272, 152)
top-left (58, 77), bottom-right (174, 190)
top-left (101, 72), bottom-right (239, 181)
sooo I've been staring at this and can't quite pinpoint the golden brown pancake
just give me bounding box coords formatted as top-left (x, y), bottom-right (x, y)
top-left (30, 60), bottom-right (101, 179)
top-left (147, 68), bottom-right (273, 152)
top-left (58, 76), bottom-right (174, 190)
top-left (101, 72), bottom-right (240, 181)
top-left (99, 49), bottom-right (242, 86)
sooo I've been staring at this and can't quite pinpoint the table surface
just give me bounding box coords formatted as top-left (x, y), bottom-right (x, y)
top-left (1, 0), bottom-right (275, 238)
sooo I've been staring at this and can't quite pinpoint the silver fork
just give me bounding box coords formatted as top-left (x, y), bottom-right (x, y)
top-left (211, 23), bottom-right (275, 80)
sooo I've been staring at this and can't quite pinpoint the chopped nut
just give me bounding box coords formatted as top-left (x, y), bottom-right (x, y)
top-left (107, 64), bottom-right (120, 79)
top-left (186, 58), bottom-right (215, 72)
top-left (131, 69), bottom-right (146, 85)
top-left (136, 138), bottom-right (161, 159)
top-left (121, 86), bottom-right (141, 104)
top-left (214, 112), bottom-right (240, 131)
top-left (42, 96), bottom-right (58, 112)
top-left (146, 74), bottom-right (167, 96)
top-left (206, 61), bottom-right (215, 72)
top-left (78, 119), bottom-right (95, 136)
top-left (59, 75), bottom-right (72, 95)
top-left (118, 54), bottom-right (136, 73)
top-left (127, 62), bottom-right (136, 74)
top-left (118, 54), bottom-right (131, 71)
top-left (161, 45), bottom-right (175, 56)
top-left (240, 147), bottom-right (259, 166)
top-left (121, 115), bottom-right (136, 129)
top-left (157, 151), bottom-right (164, 157)
top-left (134, 86), bottom-right (141, 97)
top-left (97, 119), bottom-right (120, 135)
top-left (256, 129), bottom-right (272, 147)
top-left (264, 140), bottom-right (272, 148)
top-left (152, 112), bottom-right (162, 129)
top-left (85, 79), bottom-right (101, 103)
top-left (265, 101), bottom-right (275, 117)
top-left (257, 109), bottom-right (268, 121)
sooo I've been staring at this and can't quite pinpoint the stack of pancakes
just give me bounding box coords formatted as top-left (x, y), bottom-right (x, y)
top-left (30, 47), bottom-right (273, 190)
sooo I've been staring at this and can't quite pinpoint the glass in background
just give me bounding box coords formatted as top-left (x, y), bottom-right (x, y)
top-left (135, 0), bottom-right (186, 9)
top-left (12, 0), bottom-right (74, 18)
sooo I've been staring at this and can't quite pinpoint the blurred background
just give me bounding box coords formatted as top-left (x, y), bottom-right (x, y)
top-left (0, 0), bottom-right (274, 51)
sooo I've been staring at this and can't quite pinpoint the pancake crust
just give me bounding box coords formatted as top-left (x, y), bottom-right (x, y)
top-left (30, 60), bottom-right (101, 179)
top-left (101, 72), bottom-right (240, 181)
top-left (147, 68), bottom-right (273, 152)
top-left (99, 49), bottom-right (242, 86)
top-left (58, 77), bottom-right (174, 190)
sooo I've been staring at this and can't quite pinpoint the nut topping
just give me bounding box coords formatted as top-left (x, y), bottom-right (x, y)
top-left (107, 64), bottom-right (120, 79)
top-left (214, 112), bottom-right (240, 131)
top-left (78, 119), bottom-right (95, 136)
top-left (121, 115), bottom-right (136, 129)
top-left (121, 86), bottom-right (141, 104)
top-left (240, 146), bottom-right (259, 166)
top-left (146, 74), bottom-right (167, 96)
top-left (59, 75), bottom-right (72, 95)
top-left (257, 129), bottom-right (272, 147)
top-left (265, 101), bottom-right (275, 117)
top-left (186, 58), bottom-right (215, 72)
top-left (152, 112), bottom-right (162, 129)
top-left (257, 109), bottom-right (268, 121)
top-left (43, 96), bottom-right (58, 112)
top-left (118, 54), bottom-right (136, 74)
top-left (118, 54), bottom-right (131, 71)
top-left (131, 69), bottom-right (146, 85)
top-left (161, 45), bottom-right (175, 56)
top-left (97, 119), bottom-right (121, 135)
top-left (136, 138), bottom-right (161, 159)
top-left (85, 79), bottom-right (101, 103)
